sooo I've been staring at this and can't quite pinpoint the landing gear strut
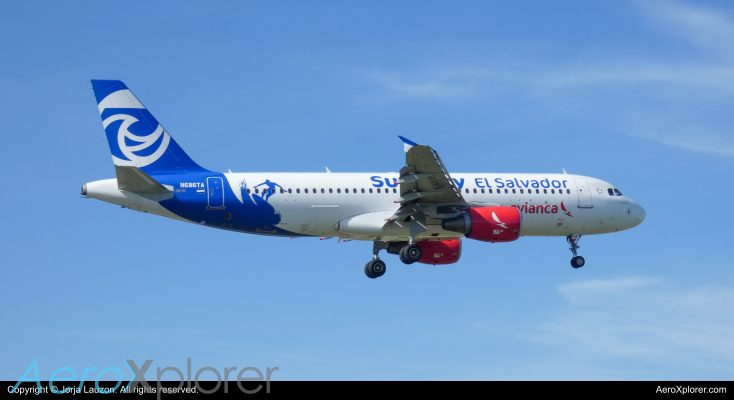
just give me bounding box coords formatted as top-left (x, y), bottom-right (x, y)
top-left (365, 241), bottom-right (388, 279)
top-left (398, 215), bottom-right (426, 265)
top-left (567, 234), bottom-right (585, 268)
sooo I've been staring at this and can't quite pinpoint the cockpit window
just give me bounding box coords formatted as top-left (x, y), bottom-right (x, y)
top-left (614, 188), bottom-right (623, 196)
top-left (608, 188), bottom-right (614, 196)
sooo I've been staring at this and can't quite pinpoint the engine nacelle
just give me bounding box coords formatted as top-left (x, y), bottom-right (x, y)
top-left (441, 206), bottom-right (521, 243)
top-left (387, 239), bottom-right (462, 265)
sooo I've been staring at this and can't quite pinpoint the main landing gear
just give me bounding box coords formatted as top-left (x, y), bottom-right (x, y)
top-left (399, 243), bottom-right (422, 265)
top-left (364, 259), bottom-right (386, 279)
top-left (567, 234), bottom-right (585, 268)
top-left (365, 241), bottom-right (388, 279)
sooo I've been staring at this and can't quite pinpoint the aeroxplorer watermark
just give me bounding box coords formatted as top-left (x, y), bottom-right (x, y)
top-left (9, 358), bottom-right (278, 397)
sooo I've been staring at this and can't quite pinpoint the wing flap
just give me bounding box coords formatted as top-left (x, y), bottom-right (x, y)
top-left (399, 142), bottom-right (464, 204)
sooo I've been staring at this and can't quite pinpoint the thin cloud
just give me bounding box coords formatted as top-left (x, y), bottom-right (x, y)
top-left (364, 70), bottom-right (471, 101)
top-left (628, 124), bottom-right (734, 157)
top-left (361, 1), bottom-right (734, 157)
top-left (532, 277), bottom-right (734, 378)
top-left (639, 0), bottom-right (734, 60)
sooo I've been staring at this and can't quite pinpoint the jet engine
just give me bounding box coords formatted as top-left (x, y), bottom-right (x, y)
top-left (441, 206), bottom-right (521, 242)
top-left (387, 239), bottom-right (462, 265)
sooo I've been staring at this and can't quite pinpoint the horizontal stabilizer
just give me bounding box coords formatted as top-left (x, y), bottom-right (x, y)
top-left (115, 166), bottom-right (173, 194)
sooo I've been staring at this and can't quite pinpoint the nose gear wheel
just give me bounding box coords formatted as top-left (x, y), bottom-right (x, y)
top-left (567, 234), bottom-right (585, 269)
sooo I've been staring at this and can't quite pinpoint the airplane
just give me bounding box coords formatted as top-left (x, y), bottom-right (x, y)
top-left (82, 80), bottom-right (646, 279)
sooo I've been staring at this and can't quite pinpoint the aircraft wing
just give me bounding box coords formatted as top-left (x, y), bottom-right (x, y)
top-left (389, 137), bottom-right (465, 222)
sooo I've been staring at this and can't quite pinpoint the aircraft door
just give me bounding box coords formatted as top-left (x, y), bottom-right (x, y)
top-left (574, 178), bottom-right (593, 208)
top-left (207, 177), bottom-right (225, 209)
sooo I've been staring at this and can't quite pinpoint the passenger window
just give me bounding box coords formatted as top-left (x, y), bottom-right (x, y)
top-left (551, 189), bottom-right (555, 194)
top-left (353, 188), bottom-right (356, 193)
top-left (361, 188), bottom-right (365, 193)
top-left (246, 189), bottom-right (251, 194)
top-left (512, 189), bottom-right (516, 194)
top-left (254, 188), bottom-right (259, 194)
top-left (465, 189), bottom-right (469, 193)
top-left (280, 189), bottom-right (284, 194)
top-left (377, 188), bottom-right (381, 193)
top-left (481, 189), bottom-right (484, 194)
top-left (567, 189), bottom-right (570, 194)
top-left (321, 188), bottom-right (324, 193)
top-left (313, 189), bottom-right (316, 193)
top-left (473, 189), bottom-right (477, 194)
top-left (304, 189), bottom-right (308, 193)
top-left (393, 188), bottom-right (396, 193)
top-left (614, 189), bottom-right (623, 196)
top-left (329, 189), bottom-right (333, 193)
top-left (296, 188), bottom-right (300, 194)
top-left (543, 189), bottom-right (547, 194)
top-left (369, 188), bottom-right (373, 193)
top-left (520, 189), bottom-right (524, 194)
top-left (288, 188), bottom-right (292, 194)
top-left (504, 189), bottom-right (508, 194)
top-left (337, 188), bottom-right (341, 193)
top-left (536, 189), bottom-right (540, 194)
top-left (489, 189), bottom-right (492, 194)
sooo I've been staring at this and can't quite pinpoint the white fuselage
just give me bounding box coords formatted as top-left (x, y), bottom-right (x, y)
top-left (85, 172), bottom-right (646, 242)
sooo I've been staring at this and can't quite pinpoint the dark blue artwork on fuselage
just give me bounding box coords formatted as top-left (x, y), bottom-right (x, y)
top-left (155, 173), bottom-right (303, 237)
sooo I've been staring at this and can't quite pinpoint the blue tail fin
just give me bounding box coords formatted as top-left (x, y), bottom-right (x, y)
top-left (91, 80), bottom-right (210, 175)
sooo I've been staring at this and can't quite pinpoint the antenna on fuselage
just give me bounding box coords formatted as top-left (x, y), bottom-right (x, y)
top-left (325, 167), bottom-right (332, 173)
top-left (563, 168), bottom-right (568, 174)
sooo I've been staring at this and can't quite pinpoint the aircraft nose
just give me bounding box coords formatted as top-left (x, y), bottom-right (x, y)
top-left (631, 202), bottom-right (646, 226)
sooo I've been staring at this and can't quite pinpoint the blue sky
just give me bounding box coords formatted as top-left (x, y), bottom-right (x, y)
top-left (1, 0), bottom-right (733, 381)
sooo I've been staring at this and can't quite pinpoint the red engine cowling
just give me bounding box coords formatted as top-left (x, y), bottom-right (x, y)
top-left (441, 206), bottom-right (522, 243)
top-left (416, 239), bottom-right (462, 265)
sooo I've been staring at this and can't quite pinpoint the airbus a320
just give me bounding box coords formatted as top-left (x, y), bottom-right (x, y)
top-left (82, 80), bottom-right (646, 278)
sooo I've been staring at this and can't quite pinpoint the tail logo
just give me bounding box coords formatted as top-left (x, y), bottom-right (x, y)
top-left (103, 114), bottom-right (171, 167)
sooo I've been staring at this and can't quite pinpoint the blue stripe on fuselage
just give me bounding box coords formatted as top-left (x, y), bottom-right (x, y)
top-left (154, 173), bottom-right (304, 237)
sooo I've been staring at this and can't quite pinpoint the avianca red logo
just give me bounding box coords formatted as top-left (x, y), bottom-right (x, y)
top-left (513, 201), bottom-right (573, 217)
top-left (492, 211), bottom-right (508, 228)
top-left (560, 202), bottom-right (573, 217)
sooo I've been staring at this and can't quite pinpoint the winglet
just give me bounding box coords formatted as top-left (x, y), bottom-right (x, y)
top-left (398, 136), bottom-right (418, 152)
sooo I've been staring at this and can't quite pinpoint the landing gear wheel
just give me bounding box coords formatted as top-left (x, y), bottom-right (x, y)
top-left (399, 246), bottom-right (410, 264)
top-left (571, 256), bottom-right (585, 269)
top-left (364, 260), bottom-right (386, 278)
top-left (364, 261), bottom-right (375, 278)
top-left (403, 244), bottom-right (422, 264)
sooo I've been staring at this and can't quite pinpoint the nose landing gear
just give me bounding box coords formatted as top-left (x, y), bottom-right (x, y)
top-left (567, 234), bottom-right (585, 268)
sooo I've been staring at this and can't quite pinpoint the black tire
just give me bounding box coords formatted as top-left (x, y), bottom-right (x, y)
top-left (364, 261), bottom-right (376, 278)
top-left (571, 256), bottom-right (585, 269)
top-left (404, 244), bottom-right (422, 263)
top-left (372, 259), bottom-right (386, 277)
top-left (399, 246), bottom-right (411, 264)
